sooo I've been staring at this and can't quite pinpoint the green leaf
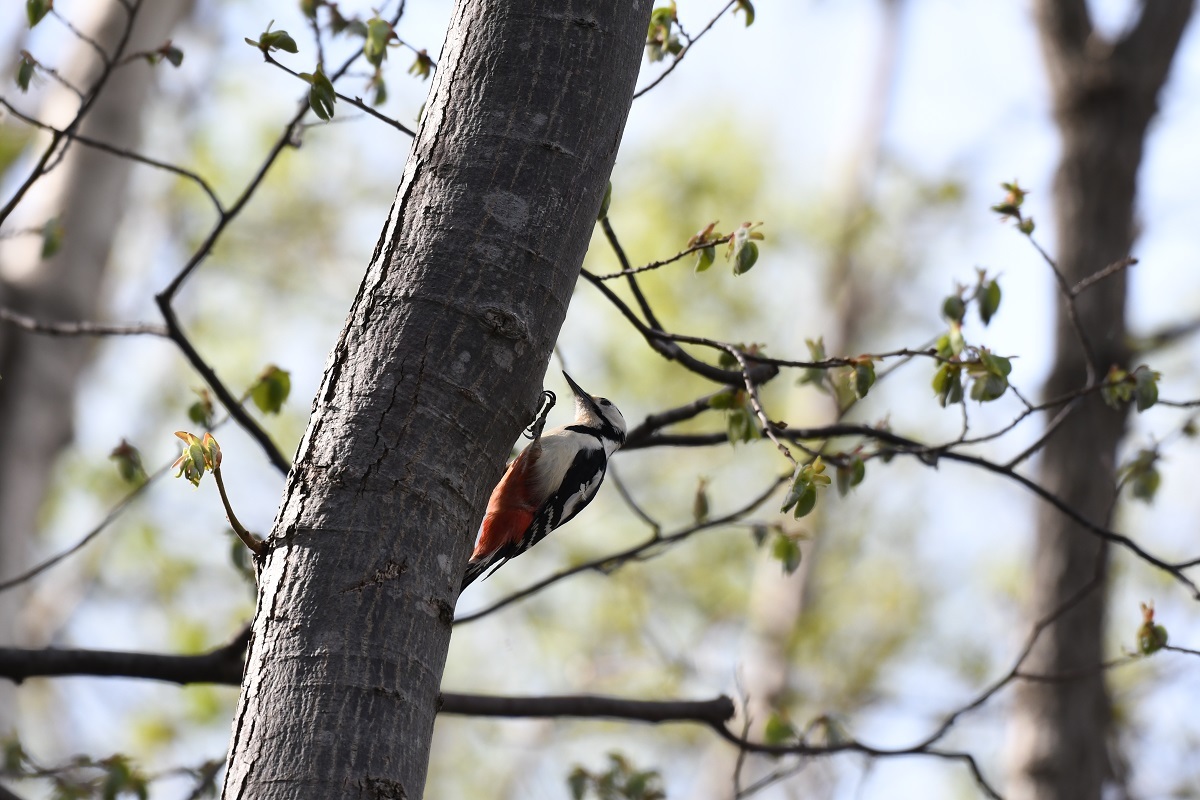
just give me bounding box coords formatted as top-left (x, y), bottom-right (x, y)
top-left (26, 0), bottom-right (50, 28)
top-left (173, 432), bottom-right (209, 486)
top-left (567, 767), bottom-right (589, 800)
top-left (942, 294), bottom-right (965, 323)
top-left (727, 222), bottom-right (764, 275)
top-left (251, 365), bottom-right (292, 414)
top-left (597, 181), bottom-right (611, 221)
top-left (408, 49), bottom-right (433, 80)
top-left (371, 75), bottom-right (388, 106)
top-left (791, 483), bottom-right (817, 519)
top-left (969, 371), bottom-right (1008, 402)
top-left (707, 388), bottom-right (737, 410)
top-left (750, 524), bottom-right (769, 548)
top-left (692, 478), bottom-right (709, 524)
top-left (979, 349), bottom-right (1012, 378)
top-left (259, 28), bottom-right (299, 54)
top-left (109, 440), bottom-right (147, 485)
top-left (162, 44), bottom-right (184, 67)
top-left (40, 216), bottom-right (64, 259)
top-left (694, 243), bottom-right (715, 273)
top-left (188, 388), bottom-right (215, 428)
top-left (1131, 464), bottom-right (1161, 502)
top-left (16, 56), bottom-right (35, 92)
top-left (301, 66), bottom-right (336, 120)
top-left (734, 0), bottom-right (755, 26)
top-left (1132, 365), bottom-right (1160, 412)
top-left (977, 279), bottom-right (1001, 325)
top-left (300, 0), bottom-right (320, 19)
top-left (764, 712), bottom-right (795, 744)
top-left (726, 407), bottom-right (755, 445)
top-left (854, 360), bottom-right (875, 398)
top-left (733, 240), bottom-right (758, 275)
top-left (364, 17), bottom-right (391, 67)
top-left (1102, 365), bottom-right (1131, 409)
top-left (932, 363), bottom-right (963, 407)
top-left (836, 454), bottom-right (865, 497)
top-left (772, 534), bottom-right (802, 573)
top-left (1137, 603), bottom-right (1168, 655)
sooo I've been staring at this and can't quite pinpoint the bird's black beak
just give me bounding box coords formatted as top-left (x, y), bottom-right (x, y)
top-left (562, 371), bottom-right (602, 415)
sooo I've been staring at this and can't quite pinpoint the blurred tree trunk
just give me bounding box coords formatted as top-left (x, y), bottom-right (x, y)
top-left (1007, 3), bottom-right (1193, 798)
top-left (0, 0), bottom-right (192, 734)
top-left (690, 3), bottom-right (906, 797)
top-left (220, 2), bottom-right (651, 798)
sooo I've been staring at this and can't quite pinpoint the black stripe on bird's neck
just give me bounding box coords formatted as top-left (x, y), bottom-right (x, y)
top-left (566, 423), bottom-right (624, 445)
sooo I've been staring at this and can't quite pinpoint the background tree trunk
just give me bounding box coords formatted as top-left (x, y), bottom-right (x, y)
top-left (1007, 3), bottom-right (1193, 798)
top-left (689, 3), bottom-right (905, 796)
top-left (0, 0), bottom-right (193, 734)
top-left (220, 2), bottom-right (652, 797)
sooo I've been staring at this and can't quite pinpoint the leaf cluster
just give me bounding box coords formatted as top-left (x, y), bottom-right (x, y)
top-left (568, 753), bottom-right (665, 800)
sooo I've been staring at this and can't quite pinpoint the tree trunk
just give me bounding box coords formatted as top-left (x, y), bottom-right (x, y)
top-left (0, 0), bottom-right (192, 733)
top-left (220, 2), bottom-right (651, 797)
top-left (1007, 3), bottom-right (1193, 798)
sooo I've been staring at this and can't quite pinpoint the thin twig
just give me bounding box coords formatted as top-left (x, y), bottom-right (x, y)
top-left (633, 0), bottom-right (739, 99)
top-left (607, 465), bottom-right (661, 536)
top-left (0, 98), bottom-right (225, 215)
top-left (213, 467), bottom-right (266, 555)
top-left (1026, 232), bottom-right (1098, 383)
top-left (599, 216), bottom-right (665, 330)
top-left (261, 53), bottom-right (416, 137)
top-left (591, 234), bottom-right (733, 280)
top-left (0, 0), bottom-right (143, 227)
top-left (0, 463), bottom-right (167, 594)
top-left (51, 8), bottom-right (114, 66)
top-left (1072, 256), bottom-right (1137, 296)
top-left (0, 305), bottom-right (168, 338)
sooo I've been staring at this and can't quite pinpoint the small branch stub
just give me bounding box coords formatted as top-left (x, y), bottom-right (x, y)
top-left (172, 431), bottom-right (266, 556)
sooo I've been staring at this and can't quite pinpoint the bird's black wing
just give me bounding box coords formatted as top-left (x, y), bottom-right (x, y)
top-left (460, 446), bottom-right (607, 592)
top-left (524, 445), bottom-right (608, 552)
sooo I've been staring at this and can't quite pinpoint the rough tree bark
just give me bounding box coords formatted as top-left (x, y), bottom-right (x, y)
top-left (0, 0), bottom-right (192, 733)
top-left (1007, 3), bottom-right (1193, 798)
top-left (220, 2), bottom-right (652, 797)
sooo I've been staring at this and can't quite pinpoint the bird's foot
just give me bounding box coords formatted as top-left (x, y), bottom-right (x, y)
top-left (523, 389), bottom-right (556, 441)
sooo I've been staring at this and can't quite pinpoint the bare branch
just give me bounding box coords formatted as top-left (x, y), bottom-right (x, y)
top-left (156, 304), bottom-right (291, 474)
top-left (0, 97), bottom-right (225, 215)
top-left (0, 0), bottom-right (144, 227)
top-left (0, 626), bottom-right (250, 686)
top-left (607, 465), bottom-right (661, 535)
top-left (212, 466), bottom-right (266, 555)
top-left (1072, 256), bottom-right (1137, 296)
top-left (633, 0), bottom-right (739, 99)
top-left (0, 305), bottom-right (168, 338)
top-left (591, 234), bottom-right (733, 280)
top-left (599, 216), bottom-right (665, 331)
top-left (439, 693), bottom-right (735, 724)
top-left (51, 7), bottom-right (115, 67)
top-left (261, 52), bottom-right (416, 137)
top-left (0, 463), bottom-right (165, 594)
top-left (624, 391), bottom-right (724, 448)
top-left (580, 269), bottom-right (776, 386)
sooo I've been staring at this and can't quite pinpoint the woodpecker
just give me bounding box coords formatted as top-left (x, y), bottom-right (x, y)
top-left (461, 371), bottom-right (626, 591)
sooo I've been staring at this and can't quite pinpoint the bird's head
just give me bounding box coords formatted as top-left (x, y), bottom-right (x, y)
top-left (563, 371), bottom-right (626, 447)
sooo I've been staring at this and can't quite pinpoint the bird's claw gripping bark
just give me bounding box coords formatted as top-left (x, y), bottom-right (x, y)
top-left (523, 389), bottom-right (556, 441)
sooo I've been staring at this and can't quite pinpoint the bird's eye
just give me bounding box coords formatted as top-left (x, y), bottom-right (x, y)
top-left (599, 399), bottom-right (611, 406)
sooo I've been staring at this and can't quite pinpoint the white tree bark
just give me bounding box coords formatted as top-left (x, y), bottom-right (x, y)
top-left (221, 2), bottom-right (652, 797)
